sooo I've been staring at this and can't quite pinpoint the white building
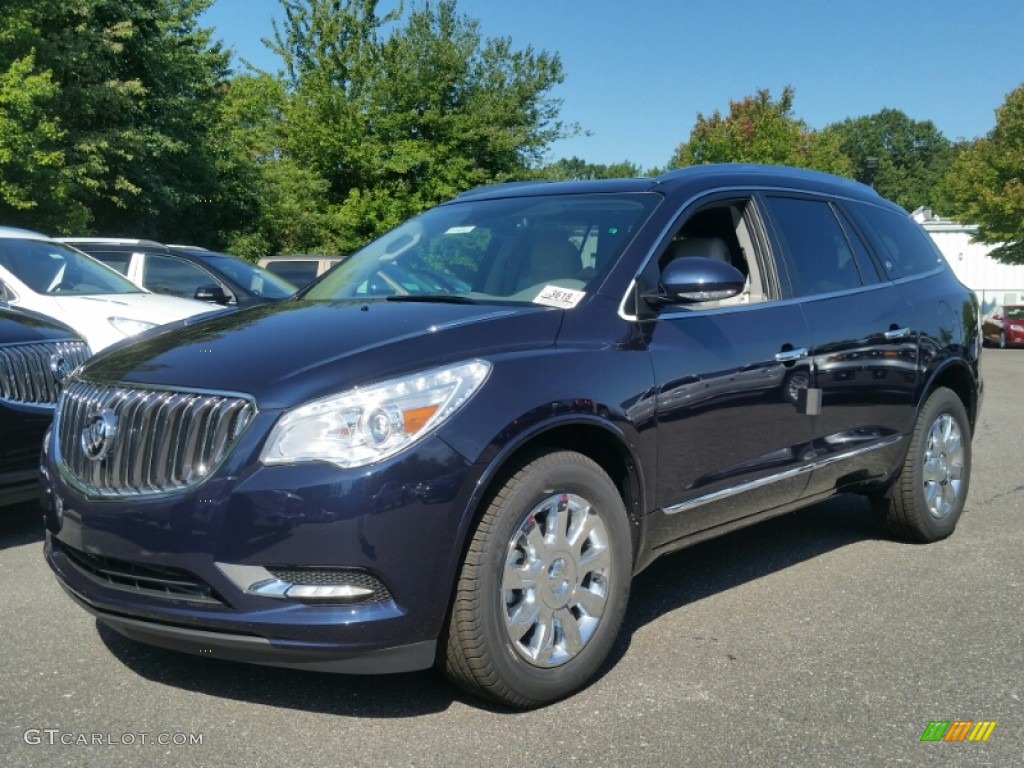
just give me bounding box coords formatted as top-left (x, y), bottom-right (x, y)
top-left (912, 207), bottom-right (1024, 314)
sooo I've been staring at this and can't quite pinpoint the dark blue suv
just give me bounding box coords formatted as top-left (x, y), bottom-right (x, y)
top-left (42, 165), bottom-right (981, 708)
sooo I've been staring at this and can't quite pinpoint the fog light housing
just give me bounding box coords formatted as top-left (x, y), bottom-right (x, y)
top-left (216, 563), bottom-right (393, 605)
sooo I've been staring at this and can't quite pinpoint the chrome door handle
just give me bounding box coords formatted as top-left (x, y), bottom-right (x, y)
top-left (775, 347), bottom-right (808, 363)
top-left (884, 327), bottom-right (911, 341)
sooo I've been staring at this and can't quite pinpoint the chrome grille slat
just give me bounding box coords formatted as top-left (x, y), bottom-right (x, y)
top-left (57, 379), bottom-right (255, 498)
top-left (0, 341), bottom-right (90, 404)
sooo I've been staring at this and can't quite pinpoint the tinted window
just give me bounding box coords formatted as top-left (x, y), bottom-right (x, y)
top-left (85, 250), bottom-right (133, 275)
top-left (197, 252), bottom-right (296, 298)
top-left (847, 202), bottom-right (943, 278)
top-left (142, 254), bottom-right (218, 299)
top-left (764, 196), bottom-right (864, 297)
top-left (267, 261), bottom-right (319, 288)
top-left (834, 209), bottom-right (881, 285)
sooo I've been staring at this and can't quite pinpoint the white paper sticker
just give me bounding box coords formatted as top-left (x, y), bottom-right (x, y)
top-left (533, 285), bottom-right (586, 309)
top-left (444, 225), bottom-right (476, 234)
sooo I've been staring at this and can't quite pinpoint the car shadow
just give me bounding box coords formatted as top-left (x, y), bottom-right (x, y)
top-left (0, 499), bottom-right (45, 549)
top-left (599, 493), bottom-right (882, 674)
top-left (96, 493), bottom-right (883, 716)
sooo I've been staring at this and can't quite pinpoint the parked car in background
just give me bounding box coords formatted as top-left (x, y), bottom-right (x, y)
top-left (59, 238), bottom-right (297, 308)
top-left (0, 228), bottom-right (220, 352)
top-left (42, 165), bottom-right (981, 709)
top-left (0, 306), bottom-right (89, 507)
top-left (257, 253), bottom-right (342, 289)
top-left (981, 305), bottom-right (1024, 348)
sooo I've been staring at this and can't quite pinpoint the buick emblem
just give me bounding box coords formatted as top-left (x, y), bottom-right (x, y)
top-left (81, 410), bottom-right (119, 462)
top-left (49, 354), bottom-right (73, 386)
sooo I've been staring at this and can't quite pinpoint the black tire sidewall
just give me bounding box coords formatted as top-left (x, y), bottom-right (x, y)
top-left (902, 389), bottom-right (972, 540)
top-left (473, 453), bottom-right (632, 705)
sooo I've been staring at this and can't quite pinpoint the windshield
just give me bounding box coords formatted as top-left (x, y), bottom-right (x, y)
top-left (198, 252), bottom-right (298, 298)
top-left (0, 238), bottom-right (143, 295)
top-left (1004, 306), bottom-right (1024, 320)
top-left (303, 193), bottom-right (660, 305)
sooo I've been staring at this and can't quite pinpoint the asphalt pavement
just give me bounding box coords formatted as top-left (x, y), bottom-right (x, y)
top-left (2, 350), bottom-right (1021, 767)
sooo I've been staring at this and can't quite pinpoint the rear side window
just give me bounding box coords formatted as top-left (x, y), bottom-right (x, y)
top-left (84, 250), bottom-right (132, 275)
top-left (763, 196), bottom-right (864, 297)
top-left (847, 202), bottom-right (943, 279)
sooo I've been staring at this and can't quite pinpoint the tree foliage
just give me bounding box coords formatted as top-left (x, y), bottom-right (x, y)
top-left (670, 86), bottom-right (851, 176)
top-left (539, 156), bottom-right (645, 180)
top-left (254, 0), bottom-right (571, 253)
top-left (940, 84), bottom-right (1024, 264)
top-left (0, 0), bottom-right (245, 241)
top-left (823, 108), bottom-right (953, 211)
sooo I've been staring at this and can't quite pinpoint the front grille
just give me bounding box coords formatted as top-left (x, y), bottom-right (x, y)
top-left (60, 542), bottom-right (223, 604)
top-left (267, 567), bottom-right (394, 604)
top-left (0, 340), bottom-right (90, 405)
top-left (57, 379), bottom-right (255, 498)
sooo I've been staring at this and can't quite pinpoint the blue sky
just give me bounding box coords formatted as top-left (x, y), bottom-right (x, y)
top-left (200, 0), bottom-right (1024, 171)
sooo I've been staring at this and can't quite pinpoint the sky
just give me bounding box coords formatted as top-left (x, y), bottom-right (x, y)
top-left (199, 0), bottom-right (1024, 171)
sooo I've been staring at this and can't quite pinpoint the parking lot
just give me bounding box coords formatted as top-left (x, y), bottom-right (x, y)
top-left (2, 351), bottom-right (1021, 768)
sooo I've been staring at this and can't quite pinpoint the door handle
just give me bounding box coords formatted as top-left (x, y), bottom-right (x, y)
top-left (884, 327), bottom-right (911, 341)
top-left (774, 347), bottom-right (808, 363)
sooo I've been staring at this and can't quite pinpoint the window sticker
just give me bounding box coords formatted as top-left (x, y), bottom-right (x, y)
top-left (533, 285), bottom-right (586, 309)
top-left (444, 226), bottom-right (476, 235)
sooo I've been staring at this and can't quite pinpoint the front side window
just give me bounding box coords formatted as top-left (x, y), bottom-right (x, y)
top-left (142, 254), bottom-right (219, 299)
top-left (0, 239), bottom-right (142, 295)
top-left (304, 193), bottom-right (661, 305)
top-left (196, 253), bottom-right (296, 298)
top-left (763, 196), bottom-right (864, 297)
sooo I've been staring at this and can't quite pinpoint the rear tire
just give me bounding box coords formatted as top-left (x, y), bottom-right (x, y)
top-left (872, 387), bottom-right (971, 543)
top-left (443, 450), bottom-right (632, 708)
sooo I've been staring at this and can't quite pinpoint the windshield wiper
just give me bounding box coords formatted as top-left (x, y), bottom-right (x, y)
top-left (385, 294), bottom-right (479, 304)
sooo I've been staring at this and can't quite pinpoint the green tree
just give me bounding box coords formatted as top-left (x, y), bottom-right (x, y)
top-left (0, 52), bottom-right (79, 231)
top-left (262, 0), bottom-right (571, 252)
top-left (539, 156), bottom-right (645, 180)
top-left (823, 109), bottom-right (953, 211)
top-left (0, 0), bottom-right (244, 241)
top-left (670, 86), bottom-right (851, 176)
top-left (941, 84), bottom-right (1024, 264)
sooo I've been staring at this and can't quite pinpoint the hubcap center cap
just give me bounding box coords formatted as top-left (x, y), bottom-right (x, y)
top-left (548, 558), bottom-right (571, 597)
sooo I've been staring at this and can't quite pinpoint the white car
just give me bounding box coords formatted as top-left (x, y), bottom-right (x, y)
top-left (0, 227), bottom-right (222, 353)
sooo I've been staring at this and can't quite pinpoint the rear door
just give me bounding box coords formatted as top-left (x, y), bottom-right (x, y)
top-left (761, 194), bottom-right (919, 496)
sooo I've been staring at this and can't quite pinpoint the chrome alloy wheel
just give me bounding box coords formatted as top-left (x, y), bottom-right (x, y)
top-left (922, 412), bottom-right (965, 520)
top-left (502, 493), bottom-right (611, 667)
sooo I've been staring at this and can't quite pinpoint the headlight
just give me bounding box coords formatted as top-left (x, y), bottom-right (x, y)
top-left (260, 360), bottom-right (491, 469)
top-left (1010, 324), bottom-right (1024, 332)
top-left (109, 316), bottom-right (158, 337)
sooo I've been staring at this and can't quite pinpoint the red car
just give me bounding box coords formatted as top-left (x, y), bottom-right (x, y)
top-left (982, 305), bottom-right (1024, 348)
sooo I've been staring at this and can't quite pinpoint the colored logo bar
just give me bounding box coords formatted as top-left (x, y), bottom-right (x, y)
top-left (920, 721), bottom-right (997, 742)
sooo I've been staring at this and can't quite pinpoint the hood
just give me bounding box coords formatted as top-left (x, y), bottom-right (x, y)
top-left (51, 292), bottom-right (218, 323)
top-left (0, 306), bottom-right (81, 344)
top-left (82, 299), bottom-right (564, 409)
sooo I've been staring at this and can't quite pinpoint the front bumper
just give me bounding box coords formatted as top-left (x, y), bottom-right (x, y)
top-left (43, 433), bottom-right (477, 674)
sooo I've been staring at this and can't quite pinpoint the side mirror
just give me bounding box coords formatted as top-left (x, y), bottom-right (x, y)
top-left (644, 256), bottom-right (746, 306)
top-left (194, 284), bottom-right (231, 305)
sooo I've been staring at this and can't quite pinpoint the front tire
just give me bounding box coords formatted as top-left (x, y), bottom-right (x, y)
top-left (872, 387), bottom-right (971, 543)
top-left (443, 450), bottom-right (632, 708)
top-left (999, 331), bottom-right (1007, 349)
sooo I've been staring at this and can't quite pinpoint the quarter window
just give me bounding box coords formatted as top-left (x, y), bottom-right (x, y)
top-left (847, 202), bottom-right (943, 279)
